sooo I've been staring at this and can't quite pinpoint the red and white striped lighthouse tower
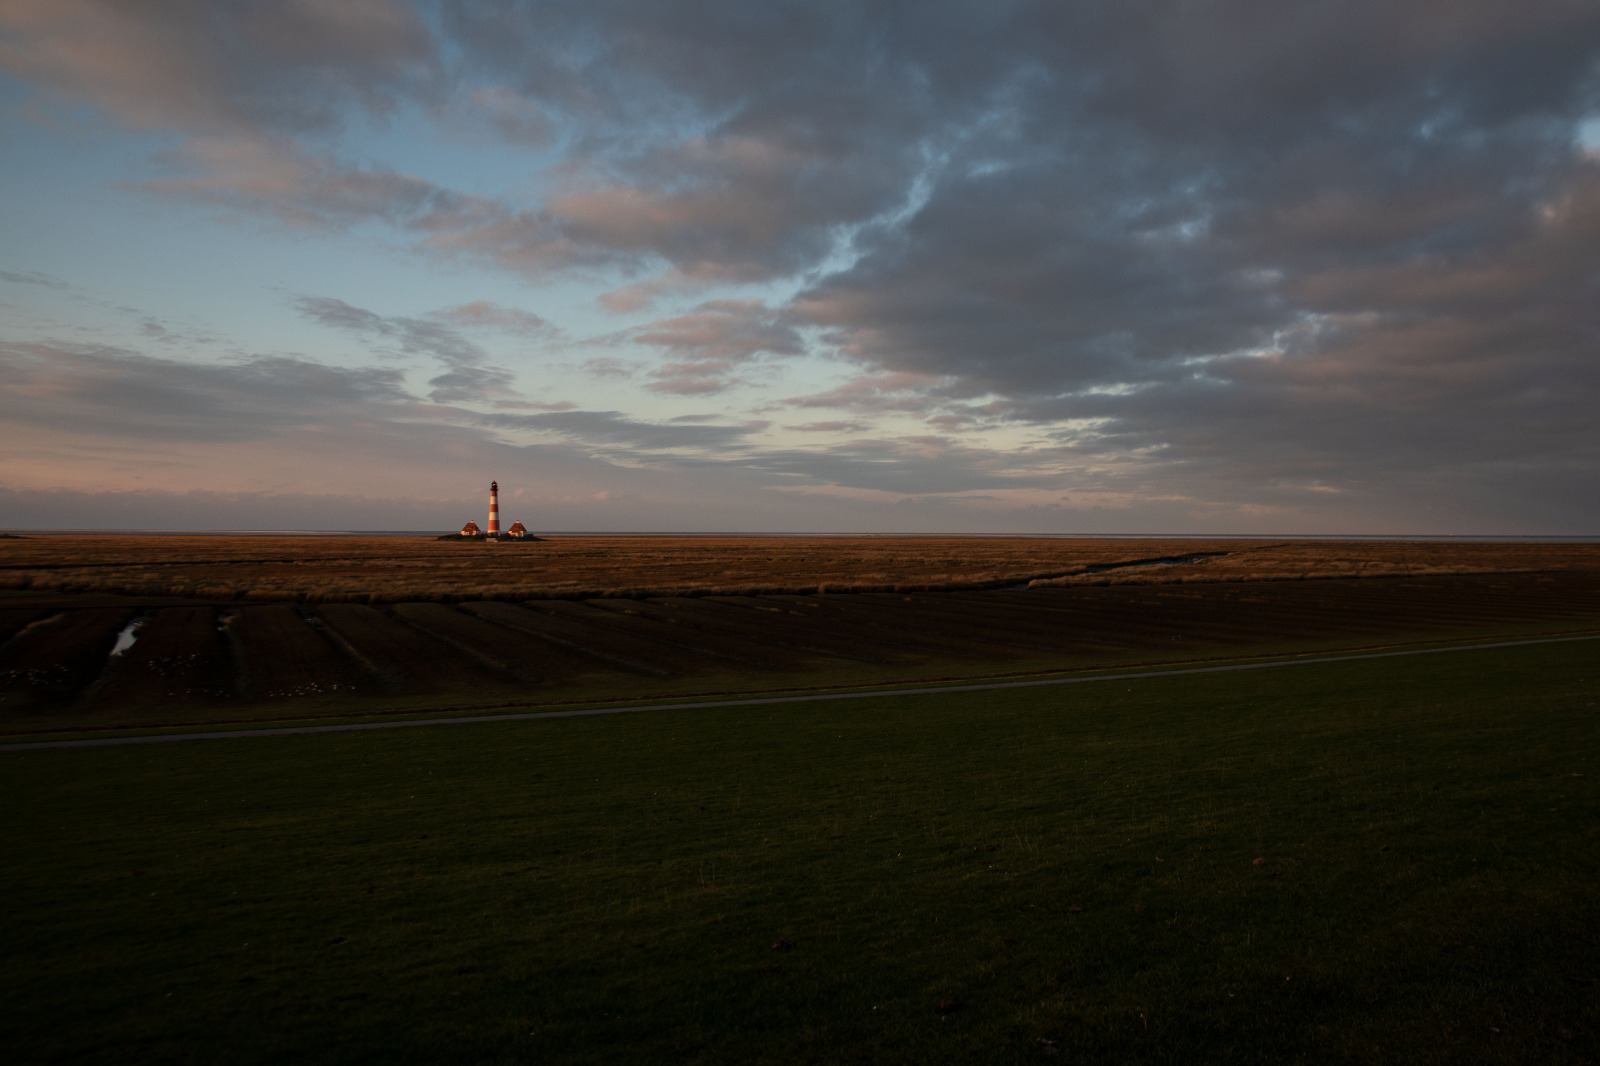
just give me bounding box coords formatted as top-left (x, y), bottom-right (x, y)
top-left (487, 481), bottom-right (501, 536)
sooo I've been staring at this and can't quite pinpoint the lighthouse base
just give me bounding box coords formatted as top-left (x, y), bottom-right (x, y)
top-left (435, 531), bottom-right (544, 542)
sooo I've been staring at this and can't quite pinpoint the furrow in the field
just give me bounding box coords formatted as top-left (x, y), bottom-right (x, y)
top-left (520, 600), bottom-right (746, 673)
top-left (693, 595), bottom-right (957, 656)
top-left (878, 602), bottom-right (1101, 653)
top-left (841, 593), bottom-right (1114, 654)
top-left (993, 585), bottom-right (1354, 646)
top-left (1517, 577), bottom-right (1600, 621)
top-left (765, 596), bottom-right (1037, 658)
top-left (88, 607), bottom-right (235, 709)
top-left (693, 597), bottom-right (917, 662)
top-left (391, 602), bottom-right (586, 684)
top-left (1233, 584), bottom-right (1492, 638)
top-left (761, 595), bottom-right (1014, 651)
top-left (807, 589), bottom-right (1059, 630)
top-left (938, 586), bottom-right (1119, 619)
top-left (803, 594), bottom-right (1057, 651)
top-left (532, 600), bottom-right (787, 670)
top-left (1225, 583), bottom-right (1515, 638)
top-left (584, 600), bottom-right (815, 669)
top-left (1458, 582), bottom-right (1582, 617)
top-left (873, 592), bottom-right (1134, 652)
top-left (1103, 577), bottom-right (1568, 646)
top-left (1390, 575), bottom-right (1600, 623)
top-left (457, 601), bottom-right (674, 678)
top-left (315, 604), bottom-right (514, 694)
top-left (1126, 595), bottom-right (1393, 648)
top-left (1082, 592), bottom-right (1332, 646)
top-left (230, 605), bottom-right (370, 700)
top-left (1209, 582), bottom-right (1448, 623)
top-left (958, 590), bottom-right (1140, 630)
top-left (753, 595), bottom-right (1074, 660)
top-left (948, 590), bottom-right (1291, 654)
top-left (0, 609), bottom-right (52, 648)
top-left (646, 597), bottom-right (880, 663)
top-left (0, 607), bottom-right (135, 713)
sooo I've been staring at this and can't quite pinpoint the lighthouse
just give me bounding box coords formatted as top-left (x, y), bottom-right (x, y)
top-left (487, 481), bottom-right (501, 536)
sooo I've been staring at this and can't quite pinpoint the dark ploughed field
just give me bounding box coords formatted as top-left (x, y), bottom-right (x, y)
top-left (1, 536), bottom-right (1597, 732)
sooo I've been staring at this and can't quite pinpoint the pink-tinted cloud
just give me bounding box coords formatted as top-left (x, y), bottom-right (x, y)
top-left (133, 135), bottom-right (457, 230)
top-left (618, 299), bottom-right (803, 395)
top-left (0, 0), bottom-right (436, 134)
top-left (428, 301), bottom-right (553, 337)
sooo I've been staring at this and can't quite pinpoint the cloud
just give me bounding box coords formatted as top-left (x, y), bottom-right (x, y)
top-left (534, 133), bottom-right (913, 285)
top-left (133, 134), bottom-right (465, 231)
top-left (452, 84), bottom-right (556, 147)
top-left (0, 269), bottom-right (69, 289)
top-left (784, 372), bottom-right (960, 414)
top-left (0, 0), bottom-right (437, 135)
top-left (736, 435), bottom-right (1076, 496)
top-left (428, 301), bottom-right (553, 337)
top-left (4, 1), bottom-right (935, 284)
top-left (785, 421), bottom-right (868, 433)
top-left (630, 299), bottom-right (802, 361)
top-left (620, 299), bottom-right (802, 395)
top-left (483, 408), bottom-right (763, 456)
top-left (578, 357), bottom-right (636, 379)
top-left (419, 365), bottom-right (514, 405)
top-left (292, 294), bottom-right (518, 402)
top-left (0, 340), bottom-right (409, 443)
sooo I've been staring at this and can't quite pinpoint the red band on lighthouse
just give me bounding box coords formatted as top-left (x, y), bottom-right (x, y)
top-left (488, 480), bottom-right (500, 535)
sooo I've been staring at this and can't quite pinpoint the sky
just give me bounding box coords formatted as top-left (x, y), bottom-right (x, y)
top-left (1, 1), bottom-right (1597, 534)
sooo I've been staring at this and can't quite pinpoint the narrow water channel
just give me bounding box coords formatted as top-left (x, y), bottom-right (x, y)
top-left (109, 615), bottom-right (147, 657)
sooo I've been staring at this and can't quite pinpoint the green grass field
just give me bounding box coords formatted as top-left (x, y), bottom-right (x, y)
top-left (3, 639), bottom-right (1596, 1064)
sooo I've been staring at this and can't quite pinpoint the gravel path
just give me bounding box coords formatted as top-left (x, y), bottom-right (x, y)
top-left (4, 633), bottom-right (1595, 752)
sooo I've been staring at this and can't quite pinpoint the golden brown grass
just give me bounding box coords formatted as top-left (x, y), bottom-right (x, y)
top-left (1, 535), bottom-right (1596, 603)
top-left (1024, 539), bottom-right (1600, 587)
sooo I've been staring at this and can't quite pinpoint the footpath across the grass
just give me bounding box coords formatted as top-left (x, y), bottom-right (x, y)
top-left (2, 638), bottom-right (1596, 1064)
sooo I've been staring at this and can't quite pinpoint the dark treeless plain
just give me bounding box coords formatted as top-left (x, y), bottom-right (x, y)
top-left (0, 537), bottom-right (1596, 1063)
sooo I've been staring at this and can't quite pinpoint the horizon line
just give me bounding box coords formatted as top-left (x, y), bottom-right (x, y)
top-left (4, 528), bottom-right (1598, 542)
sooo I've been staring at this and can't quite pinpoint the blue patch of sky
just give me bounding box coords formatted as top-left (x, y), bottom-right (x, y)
top-left (2, 89), bottom-right (559, 366)
top-left (1, 73), bottom-right (862, 432)
top-left (1578, 115), bottom-right (1600, 153)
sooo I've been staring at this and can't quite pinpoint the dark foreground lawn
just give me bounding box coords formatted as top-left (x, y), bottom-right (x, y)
top-left (2, 640), bottom-right (1596, 1064)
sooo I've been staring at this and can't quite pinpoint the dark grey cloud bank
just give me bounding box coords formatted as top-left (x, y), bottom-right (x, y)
top-left (0, 340), bottom-right (409, 443)
top-left (470, 0), bottom-right (1600, 528)
top-left (4, 1), bottom-right (1598, 529)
